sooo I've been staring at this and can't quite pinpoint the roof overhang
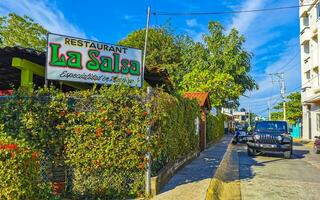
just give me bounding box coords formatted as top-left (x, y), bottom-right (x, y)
top-left (0, 46), bottom-right (173, 91)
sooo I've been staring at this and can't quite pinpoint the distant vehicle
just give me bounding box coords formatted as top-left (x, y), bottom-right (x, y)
top-left (314, 136), bottom-right (320, 154)
top-left (247, 121), bottom-right (293, 159)
top-left (232, 126), bottom-right (248, 144)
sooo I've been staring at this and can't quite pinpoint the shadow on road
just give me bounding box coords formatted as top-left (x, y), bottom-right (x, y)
top-left (238, 145), bottom-right (311, 181)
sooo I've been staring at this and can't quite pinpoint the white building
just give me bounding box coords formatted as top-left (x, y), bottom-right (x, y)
top-left (300, 0), bottom-right (320, 140)
top-left (233, 111), bottom-right (248, 123)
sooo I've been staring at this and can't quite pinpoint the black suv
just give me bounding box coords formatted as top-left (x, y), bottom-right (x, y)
top-left (247, 121), bottom-right (293, 159)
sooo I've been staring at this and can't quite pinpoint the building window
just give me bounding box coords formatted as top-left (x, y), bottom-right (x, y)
top-left (303, 16), bottom-right (309, 26)
top-left (304, 42), bottom-right (310, 54)
top-left (306, 70), bottom-right (311, 80)
top-left (317, 3), bottom-right (320, 19)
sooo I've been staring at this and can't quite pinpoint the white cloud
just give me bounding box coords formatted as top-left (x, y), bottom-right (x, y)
top-left (182, 28), bottom-right (205, 43)
top-left (186, 19), bottom-right (198, 27)
top-left (240, 37), bottom-right (301, 116)
top-left (227, 0), bottom-right (267, 34)
top-left (0, 0), bottom-right (86, 38)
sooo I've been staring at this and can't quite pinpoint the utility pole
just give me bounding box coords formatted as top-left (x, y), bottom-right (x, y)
top-left (144, 6), bottom-right (151, 197)
top-left (268, 100), bottom-right (271, 120)
top-left (269, 72), bottom-right (286, 121)
top-left (280, 73), bottom-right (286, 121)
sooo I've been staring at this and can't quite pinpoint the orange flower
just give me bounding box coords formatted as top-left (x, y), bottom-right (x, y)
top-left (93, 160), bottom-right (101, 167)
top-left (126, 129), bottom-right (132, 135)
top-left (59, 111), bottom-right (66, 117)
top-left (32, 152), bottom-right (39, 160)
top-left (138, 163), bottom-right (145, 169)
top-left (58, 124), bottom-right (65, 129)
top-left (96, 127), bottom-right (103, 138)
top-left (142, 111), bottom-right (148, 117)
top-left (74, 127), bottom-right (81, 135)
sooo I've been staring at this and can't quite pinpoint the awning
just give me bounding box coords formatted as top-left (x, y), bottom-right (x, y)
top-left (183, 92), bottom-right (211, 110)
top-left (303, 95), bottom-right (320, 104)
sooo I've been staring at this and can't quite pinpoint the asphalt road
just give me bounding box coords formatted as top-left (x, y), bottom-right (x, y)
top-left (237, 143), bottom-right (320, 200)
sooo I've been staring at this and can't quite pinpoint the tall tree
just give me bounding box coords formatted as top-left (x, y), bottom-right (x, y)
top-left (179, 22), bottom-right (257, 107)
top-left (271, 92), bottom-right (302, 124)
top-left (0, 13), bottom-right (48, 51)
top-left (119, 22), bottom-right (257, 107)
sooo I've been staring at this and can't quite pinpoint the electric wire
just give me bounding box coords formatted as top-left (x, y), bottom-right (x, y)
top-left (153, 3), bottom-right (316, 16)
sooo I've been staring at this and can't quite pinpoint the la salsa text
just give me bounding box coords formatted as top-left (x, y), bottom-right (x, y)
top-left (49, 43), bottom-right (141, 75)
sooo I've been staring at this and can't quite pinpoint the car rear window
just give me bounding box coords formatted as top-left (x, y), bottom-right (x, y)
top-left (255, 121), bottom-right (287, 132)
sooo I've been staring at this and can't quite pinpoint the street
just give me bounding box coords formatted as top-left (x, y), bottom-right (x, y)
top-left (237, 143), bottom-right (320, 200)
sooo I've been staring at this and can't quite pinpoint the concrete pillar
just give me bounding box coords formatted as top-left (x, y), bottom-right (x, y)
top-left (302, 105), bottom-right (310, 140)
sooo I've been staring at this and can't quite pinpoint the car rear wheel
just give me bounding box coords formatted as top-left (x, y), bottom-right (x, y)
top-left (247, 147), bottom-right (256, 156)
top-left (284, 150), bottom-right (291, 159)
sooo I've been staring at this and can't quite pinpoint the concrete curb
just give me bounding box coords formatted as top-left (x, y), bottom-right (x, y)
top-left (206, 139), bottom-right (241, 200)
top-left (151, 150), bottom-right (200, 196)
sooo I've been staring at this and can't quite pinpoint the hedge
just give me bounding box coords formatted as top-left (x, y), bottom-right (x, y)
top-left (0, 85), bottom-right (201, 199)
top-left (0, 125), bottom-right (55, 200)
top-left (206, 113), bottom-right (225, 144)
top-left (151, 92), bottom-right (200, 175)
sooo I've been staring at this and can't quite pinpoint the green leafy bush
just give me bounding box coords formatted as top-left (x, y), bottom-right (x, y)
top-left (0, 87), bottom-right (67, 155)
top-left (63, 84), bottom-right (149, 199)
top-left (0, 126), bottom-right (54, 200)
top-left (151, 91), bottom-right (200, 174)
top-left (206, 113), bottom-right (225, 143)
top-left (0, 85), bottom-right (201, 199)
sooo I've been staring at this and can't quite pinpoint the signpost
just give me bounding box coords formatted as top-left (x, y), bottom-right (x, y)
top-left (46, 33), bottom-right (143, 87)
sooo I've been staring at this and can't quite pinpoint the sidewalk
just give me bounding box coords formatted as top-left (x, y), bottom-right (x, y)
top-left (153, 134), bottom-right (233, 200)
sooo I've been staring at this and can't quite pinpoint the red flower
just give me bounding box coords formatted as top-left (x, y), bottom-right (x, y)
top-left (96, 127), bottom-right (103, 138)
top-left (32, 152), bottom-right (39, 160)
top-left (7, 144), bottom-right (18, 150)
top-left (126, 129), bottom-right (132, 135)
top-left (0, 143), bottom-right (18, 151)
top-left (142, 111), bottom-right (148, 117)
top-left (59, 111), bottom-right (66, 117)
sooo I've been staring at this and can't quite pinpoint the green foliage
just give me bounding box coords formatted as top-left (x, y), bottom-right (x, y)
top-left (0, 13), bottom-right (48, 51)
top-left (0, 87), bottom-right (67, 155)
top-left (0, 126), bottom-right (55, 200)
top-left (271, 92), bottom-right (302, 124)
top-left (0, 84), bottom-right (201, 198)
top-left (63, 84), bottom-right (149, 199)
top-left (179, 22), bottom-right (257, 107)
top-left (151, 91), bottom-right (200, 174)
top-left (118, 26), bottom-right (181, 72)
top-left (119, 22), bottom-right (257, 107)
top-left (206, 113), bottom-right (225, 143)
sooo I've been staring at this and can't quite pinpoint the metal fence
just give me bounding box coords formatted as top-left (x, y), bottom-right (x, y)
top-left (0, 95), bottom-right (149, 199)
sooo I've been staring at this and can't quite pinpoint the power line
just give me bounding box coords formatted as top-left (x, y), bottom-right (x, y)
top-left (153, 3), bottom-right (316, 16)
top-left (276, 51), bottom-right (300, 73)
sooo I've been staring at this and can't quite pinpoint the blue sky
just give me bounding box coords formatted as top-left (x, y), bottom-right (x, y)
top-left (0, 0), bottom-right (301, 116)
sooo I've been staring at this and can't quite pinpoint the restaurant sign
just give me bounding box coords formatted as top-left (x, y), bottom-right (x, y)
top-left (46, 33), bottom-right (143, 87)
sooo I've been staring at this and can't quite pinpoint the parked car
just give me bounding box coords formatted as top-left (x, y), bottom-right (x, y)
top-left (314, 136), bottom-right (320, 154)
top-left (232, 127), bottom-right (248, 144)
top-left (247, 121), bottom-right (293, 159)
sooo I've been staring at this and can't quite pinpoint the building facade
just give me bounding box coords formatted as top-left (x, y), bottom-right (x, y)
top-left (300, 0), bottom-right (320, 140)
